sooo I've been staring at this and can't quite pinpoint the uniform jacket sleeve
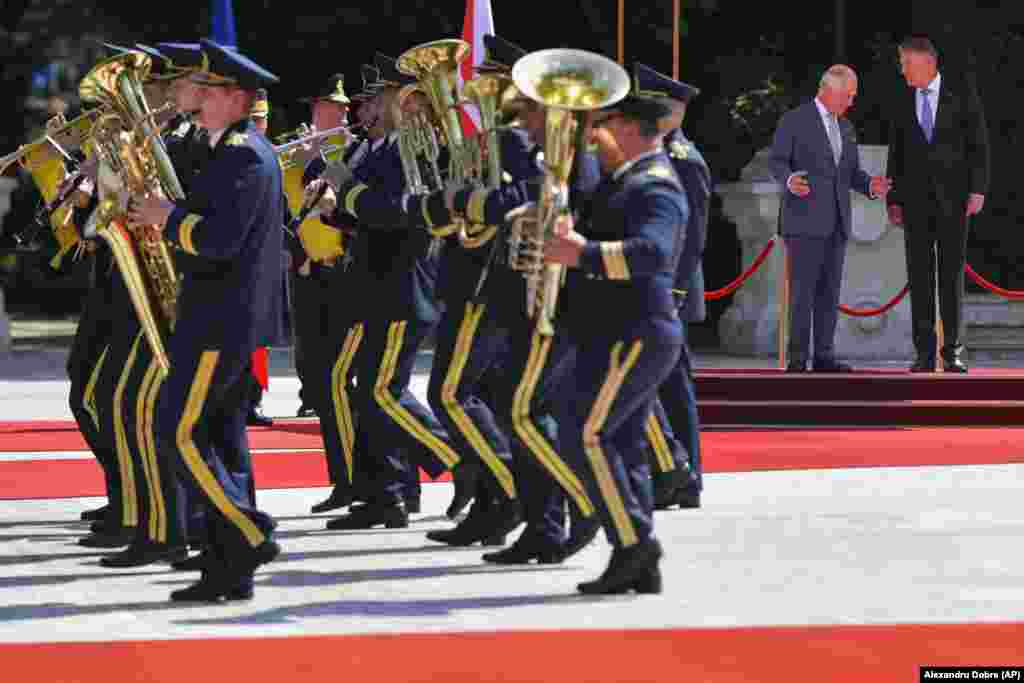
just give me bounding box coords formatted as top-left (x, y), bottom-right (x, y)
top-left (578, 186), bottom-right (687, 281)
top-left (164, 146), bottom-right (269, 260)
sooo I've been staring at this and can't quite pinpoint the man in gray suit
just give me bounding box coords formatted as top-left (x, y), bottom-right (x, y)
top-left (770, 65), bottom-right (891, 372)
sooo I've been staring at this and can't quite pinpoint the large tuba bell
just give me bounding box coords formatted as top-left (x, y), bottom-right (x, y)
top-left (395, 39), bottom-right (473, 198)
top-left (457, 70), bottom-right (517, 247)
top-left (506, 48), bottom-right (630, 336)
top-left (79, 50), bottom-right (186, 373)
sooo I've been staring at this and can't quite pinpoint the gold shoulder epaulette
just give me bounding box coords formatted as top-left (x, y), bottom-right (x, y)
top-left (647, 165), bottom-right (674, 179)
top-left (225, 132), bottom-right (249, 147)
top-left (668, 140), bottom-right (690, 160)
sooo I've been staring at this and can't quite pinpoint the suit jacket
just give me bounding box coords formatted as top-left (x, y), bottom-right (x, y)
top-left (769, 100), bottom-right (872, 238)
top-left (886, 75), bottom-right (989, 220)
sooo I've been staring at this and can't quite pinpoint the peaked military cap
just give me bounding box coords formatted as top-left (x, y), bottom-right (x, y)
top-left (479, 35), bottom-right (527, 72)
top-left (194, 38), bottom-right (279, 91)
top-left (134, 43), bottom-right (190, 81)
top-left (250, 88), bottom-right (269, 118)
top-left (373, 53), bottom-right (416, 88)
top-left (302, 73), bottom-right (351, 105)
top-left (633, 63), bottom-right (700, 103)
top-left (155, 42), bottom-right (205, 72)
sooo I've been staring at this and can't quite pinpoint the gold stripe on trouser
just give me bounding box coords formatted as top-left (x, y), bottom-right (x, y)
top-left (82, 346), bottom-right (110, 430)
top-left (331, 323), bottom-right (364, 482)
top-left (646, 412), bottom-right (675, 473)
top-left (176, 351), bottom-right (266, 547)
top-left (583, 340), bottom-right (644, 548)
top-left (136, 359), bottom-right (166, 542)
top-left (440, 302), bottom-right (516, 498)
top-left (111, 333), bottom-right (143, 528)
top-left (511, 328), bottom-right (594, 516)
top-left (145, 369), bottom-right (169, 541)
top-left (374, 321), bottom-right (460, 468)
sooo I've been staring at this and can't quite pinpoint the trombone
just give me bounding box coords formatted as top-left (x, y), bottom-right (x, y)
top-left (0, 108), bottom-right (105, 176)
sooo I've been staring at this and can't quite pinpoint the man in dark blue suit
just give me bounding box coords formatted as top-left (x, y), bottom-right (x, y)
top-left (769, 65), bottom-right (891, 373)
top-left (129, 38), bottom-right (282, 602)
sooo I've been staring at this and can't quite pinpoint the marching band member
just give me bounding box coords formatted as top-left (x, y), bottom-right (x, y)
top-left (128, 38), bottom-right (282, 601)
top-left (100, 42), bottom-right (210, 567)
top-left (545, 77), bottom-right (690, 594)
top-left (634, 64), bottom-right (710, 511)
top-left (312, 56), bottom-right (466, 530)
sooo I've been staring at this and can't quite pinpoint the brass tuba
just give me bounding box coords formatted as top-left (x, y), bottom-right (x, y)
top-left (506, 49), bottom-right (629, 336)
top-left (79, 51), bottom-right (186, 373)
top-left (457, 70), bottom-right (516, 247)
top-left (395, 39), bottom-right (473, 197)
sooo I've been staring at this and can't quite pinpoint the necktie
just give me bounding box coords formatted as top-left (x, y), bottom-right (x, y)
top-left (827, 114), bottom-right (841, 165)
top-left (920, 88), bottom-right (934, 143)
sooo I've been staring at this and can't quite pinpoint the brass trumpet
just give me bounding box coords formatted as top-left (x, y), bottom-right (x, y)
top-left (274, 124), bottom-right (355, 170)
top-left (0, 108), bottom-right (105, 176)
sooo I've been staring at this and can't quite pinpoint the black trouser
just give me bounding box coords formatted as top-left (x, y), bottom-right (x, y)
top-left (355, 316), bottom-right (456, 505)
top-left (289, 265), bottom-right (334, 406)
top-left (904, 198), bottom-right (969, 359)
top-left (655, 323), bottom-right (702, 492)
top-left (426, 298), bottom-right (516, 501)
top-left (67, 280), bottom-right (117, 516)
top-left (155, 336), bottom-right (275, 575)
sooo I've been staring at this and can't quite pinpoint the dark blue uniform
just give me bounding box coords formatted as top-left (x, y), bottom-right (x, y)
top-left (656, 129), bottom-right (710, 505)
top-left (558, 151), bottom-right (686, 564)
top-left (158, 117), bottom-right (282, 585)
top-left (325, 133), bottom-right (456, 527)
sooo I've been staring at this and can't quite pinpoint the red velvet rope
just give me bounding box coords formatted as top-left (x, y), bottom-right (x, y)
top-left (704, 236), bottom-right (777, 301)
top-left (964, 264), bottom-right (1024, 301)
top-left (837, 284), bottom-right (910, 317)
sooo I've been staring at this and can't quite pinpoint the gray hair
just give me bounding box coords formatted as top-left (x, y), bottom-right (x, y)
top-left (819, 65), bottom-right (857, 91)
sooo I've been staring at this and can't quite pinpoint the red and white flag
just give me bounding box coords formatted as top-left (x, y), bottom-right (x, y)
top-left (458, 0), bottom-right (495, 136)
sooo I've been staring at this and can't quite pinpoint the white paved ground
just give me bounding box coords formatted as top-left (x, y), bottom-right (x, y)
top-left (2, 345), bottom-right (1023, 644)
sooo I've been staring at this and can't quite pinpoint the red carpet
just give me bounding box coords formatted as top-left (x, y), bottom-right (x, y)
top-left (3, 623), bottom-right (1022, 683)
top-left (2, 426), bottom-right (1023, 500)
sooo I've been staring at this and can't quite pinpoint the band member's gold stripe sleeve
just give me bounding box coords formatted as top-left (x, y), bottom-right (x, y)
top-left (344, 184), bottom-right (369, 218)
top-left (599, 242), bottom-right (631, 280)
top-left (177, 214), bottom-right (201, 256)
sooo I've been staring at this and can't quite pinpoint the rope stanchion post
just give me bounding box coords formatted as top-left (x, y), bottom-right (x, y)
top-left (777, 236), bottom-right (789, 370)
top-left (935, 245), bottom-right (943, 372)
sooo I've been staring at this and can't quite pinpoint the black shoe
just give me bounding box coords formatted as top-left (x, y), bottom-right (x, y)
top-left (78, 527), bottom-right (136, 548)
top-left (785, 361), bottom-right (807, 373)
top-left (172, 551), bottom-right (210, 571)
top-left (577, 538), bottom-right (664, 595)
top-left (426, 498), bottom-right (517, 547)
top-left (942, 347), bottom-right (968, 373)
top-left (404, 497), bottom-right (422, 514)
top-left (910, 356), bottom-right (936, 373)
top-left (482, 532), bottom-right (564, 565)
top-left (653, 470), bottom-right (685, 509)
top-left (247, 406), bottom-right (273, 427)
top-left (446, 461), bottom-right (480, 519)
top-left (235, 540), bottom-right (281, 573)
top-left (100, 542), bottom-right (188, 568)
top-left (81, 505), bottom-right (109, 521)
top-left (943, 359), bottom-right (968, 373)
top-left (296, 403), bottom-right (317, 418)
top-left (170, 573), bottom-right (254, 603)
top-left (561, 515), bottom-right (600, 561)
top-left (310, 488), bottom-right (353, 514)
top-left (673, 489), bottom-right (701, 509)
top-left (812, 358), bottom-right (853, 373)
top-left (326, 502), bottom-right (408, 530)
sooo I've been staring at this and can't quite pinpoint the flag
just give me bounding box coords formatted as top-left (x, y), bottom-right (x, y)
top-left (210, 0), bottom-right (238, 49)
top-left (458, 0), bottom-right (495, 136)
